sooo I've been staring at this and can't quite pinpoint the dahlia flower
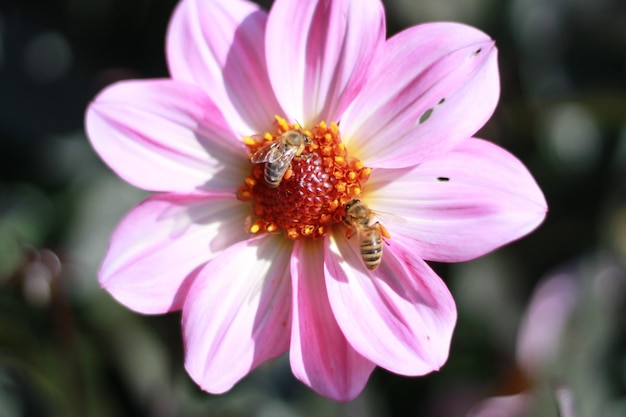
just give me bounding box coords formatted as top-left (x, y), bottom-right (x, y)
top-left (85, 0), bottom-right (547, 401)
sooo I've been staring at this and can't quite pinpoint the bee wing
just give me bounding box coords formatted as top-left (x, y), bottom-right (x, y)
top-left (251, 141), bottom-right (283, 163)
top-left (370, 209), bottom-right (407, 227)
top-left (277, 144), bottom-right (300, 160)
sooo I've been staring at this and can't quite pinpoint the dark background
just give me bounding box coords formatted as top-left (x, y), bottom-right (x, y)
top-left (1, 0), bottom-right (625, 416)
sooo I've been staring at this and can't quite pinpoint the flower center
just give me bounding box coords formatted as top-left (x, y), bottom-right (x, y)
top-left (237, 116), bottom-right (370, 240)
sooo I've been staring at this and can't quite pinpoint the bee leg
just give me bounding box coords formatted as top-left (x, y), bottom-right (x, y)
top-left (376, 222), bottom-right (392, 245)
top-left (345, 227), bottom-right (356, 240)
top-left (283, 167), bottom-right (294, 180)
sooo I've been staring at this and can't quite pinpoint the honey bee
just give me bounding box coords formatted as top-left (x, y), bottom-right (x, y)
top-left (250, 130), bottom-right (310, 188)
top-left (342, 199), bottom-right (391, 271)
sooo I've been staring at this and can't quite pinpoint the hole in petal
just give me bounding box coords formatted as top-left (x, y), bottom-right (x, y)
top-left (419, 108), bottom-right (434, 124)
top-left (418, 98), bottom-right (446, 124)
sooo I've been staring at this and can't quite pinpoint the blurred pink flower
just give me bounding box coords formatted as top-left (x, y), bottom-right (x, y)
top-left (516, 271), bottom-right (579, 377)
top-left (85, 0), bottom-right (547, 401)
top-left (466, 268), bottom-right (581, 417)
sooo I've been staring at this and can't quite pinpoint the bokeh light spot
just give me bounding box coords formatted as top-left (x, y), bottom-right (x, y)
top-left (23, 31), bottom-right (73, 82)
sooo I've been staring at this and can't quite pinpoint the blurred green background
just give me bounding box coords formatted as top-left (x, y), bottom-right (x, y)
top-left (1, 0), bottom-right (625, 416)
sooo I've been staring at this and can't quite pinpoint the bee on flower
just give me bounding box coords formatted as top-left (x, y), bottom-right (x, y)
top-left (250, 129), bottom-right (311, 188)
top-left (342, 198), bottom-right (391, 271)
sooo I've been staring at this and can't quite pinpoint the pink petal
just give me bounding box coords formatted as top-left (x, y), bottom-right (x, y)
top-left (266, 0), bottom-right (385, 124)
top-left (367, 138), bottom-right (547, 262)
top-left (290, 239), bottom-right (375, 401)
top-left (341, 22), bottom-right (500, 168)
top-left (516, 272), bottom-right (578, 376)
top-left (100, 193), bottom-right (249, 314)
top-left (166, 0), bottom-right (283, 135)
top-left (324, 231), bottom-right (457, 376)
top-left (86, 79), bottom-right (248, 193)
top-left (183, 236), bottom-right (292, 394)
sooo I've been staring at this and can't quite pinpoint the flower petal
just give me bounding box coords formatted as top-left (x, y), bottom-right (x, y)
top-left (290, 239), bottom-right (375, 401)
top-left (166, 0), bottom-right (283, 134)
top-left (324, 231), bottom-right (456, 375)
top-left (183, 235), bottom-right (292, 394)
top-left (86, 79), bottom-right (248, 193)
top-left (100, 193), bottom-right (249, 314)
top-left (342, 22), bottom-right (500, 168)
top-left (516, 271), bottom-right (578, 376)
top-left (367, 138), bottom-right (547, 262)
top-left (266, 0), bottom-right (385, 124)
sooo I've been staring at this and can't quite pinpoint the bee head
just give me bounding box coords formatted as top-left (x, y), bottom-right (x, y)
top-left (344, 199), bottom-right (360, 213)
top-left (284, 131), bottom-right (308, 147)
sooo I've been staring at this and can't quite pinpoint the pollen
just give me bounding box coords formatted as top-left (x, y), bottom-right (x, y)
top-left (237, 116), bottom-right (370, 240)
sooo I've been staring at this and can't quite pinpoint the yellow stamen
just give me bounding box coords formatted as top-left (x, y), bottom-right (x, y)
top-left (237, 117), bottom-right (371, 240)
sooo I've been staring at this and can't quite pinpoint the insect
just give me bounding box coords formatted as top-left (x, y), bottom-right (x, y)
top-left (250, 130), bottom-right (310, 188)
top-left (342, 199), bottom-right (391, 271)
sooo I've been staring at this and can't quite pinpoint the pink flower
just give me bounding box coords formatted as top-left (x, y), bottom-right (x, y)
top-left (85, 0), bottom-right (547, 401)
